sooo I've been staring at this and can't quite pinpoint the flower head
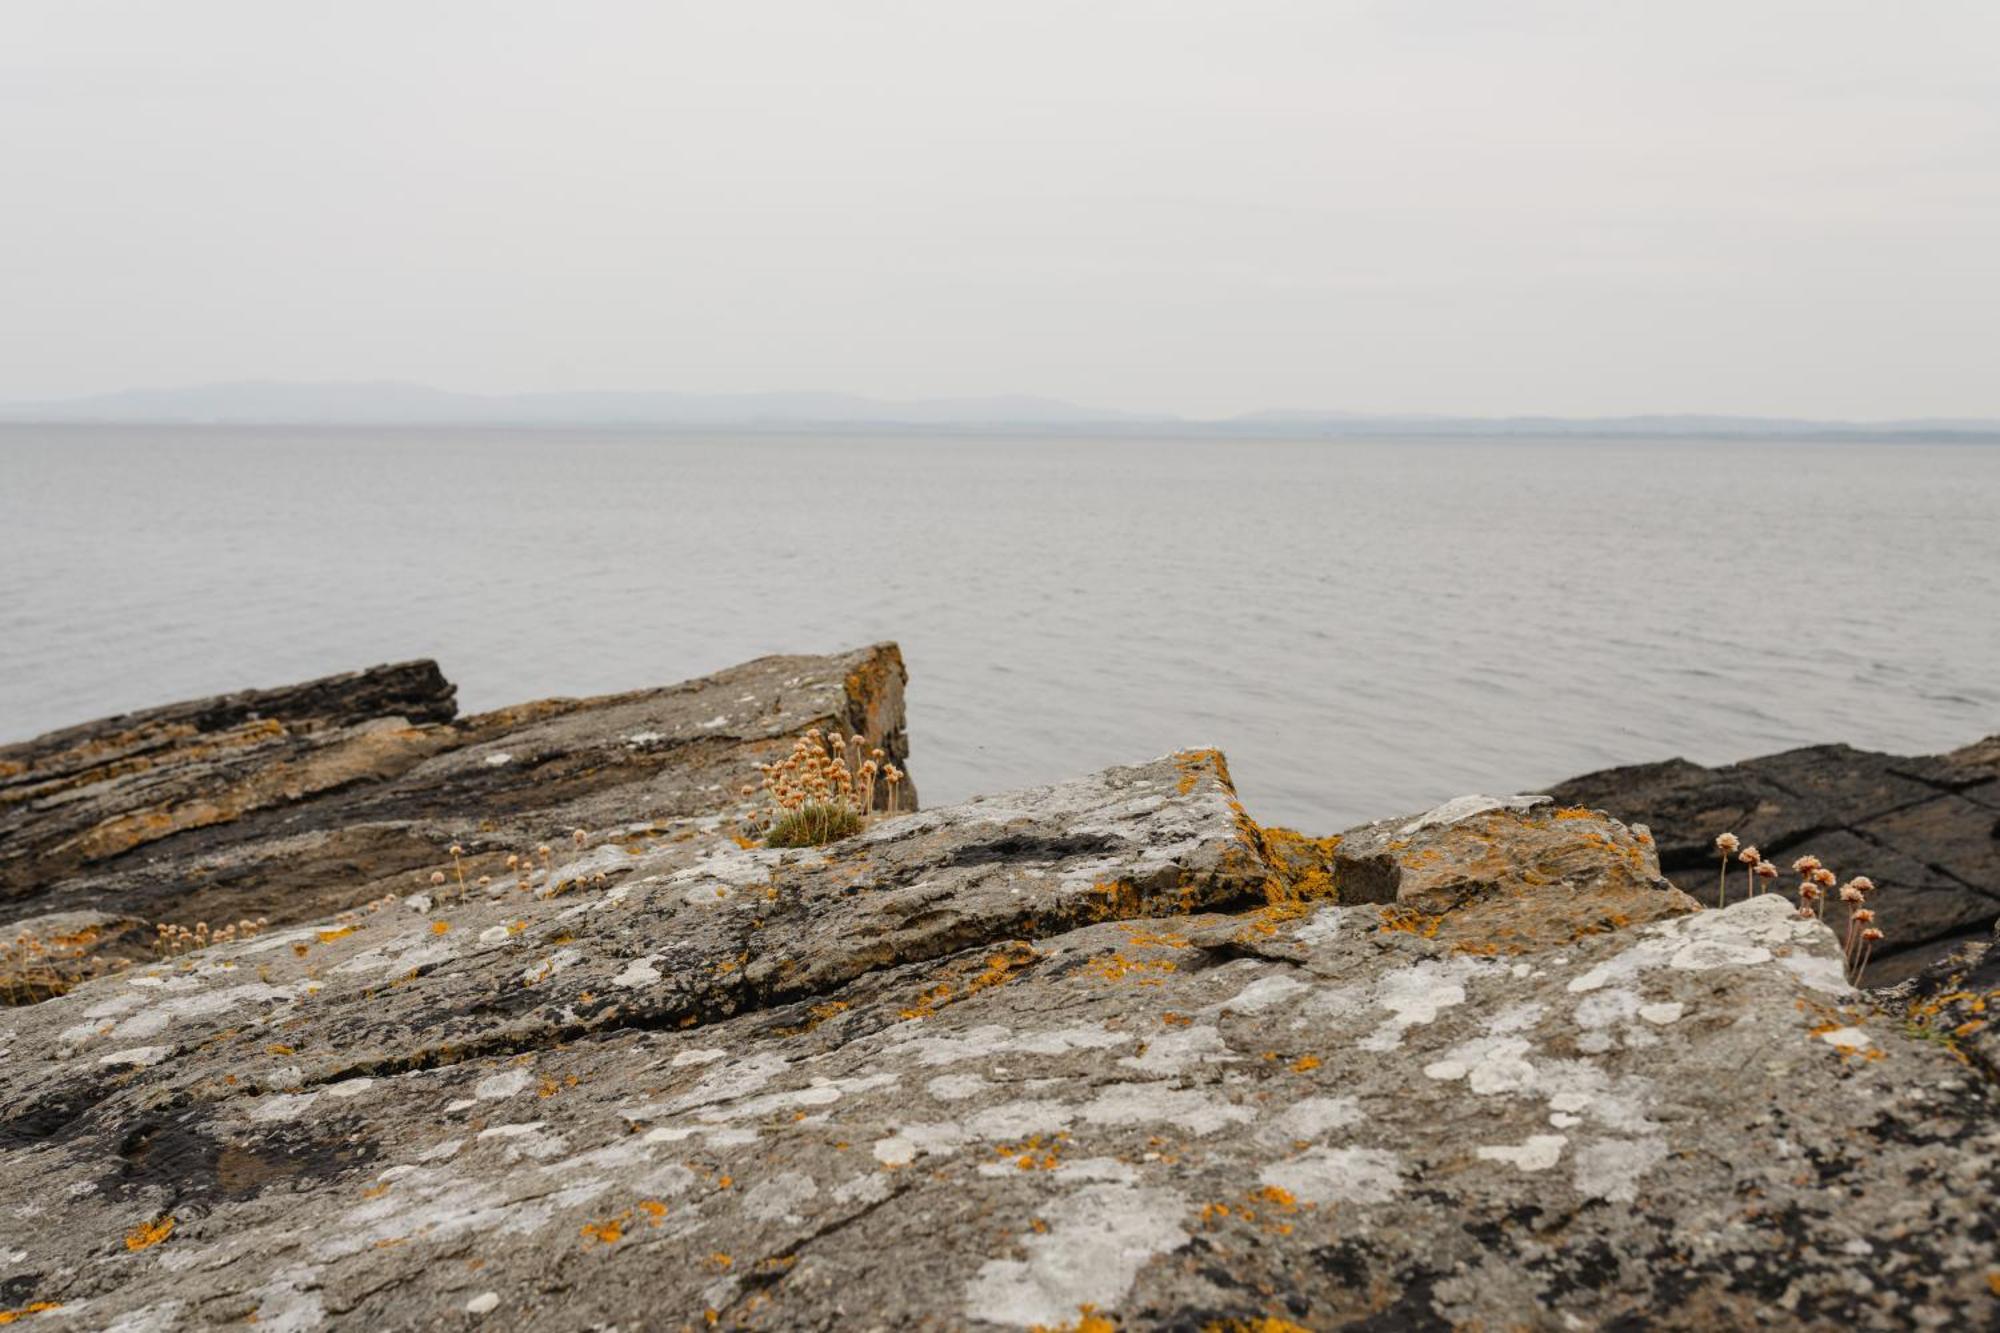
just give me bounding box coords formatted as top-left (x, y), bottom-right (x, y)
top-left (1792, 854), bottom-right (1822, 874)
top-left (1715, 833), bottom-right (1740, 855)
top-left (1737, 845), bottom-right (1760, 864)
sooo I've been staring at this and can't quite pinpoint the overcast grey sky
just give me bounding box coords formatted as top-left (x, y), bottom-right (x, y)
top-left (5, 2), bottom-right (1997, 418)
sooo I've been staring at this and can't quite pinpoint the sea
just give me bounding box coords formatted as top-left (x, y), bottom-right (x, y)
top-left (4, 426), bottom-right (1996, 831)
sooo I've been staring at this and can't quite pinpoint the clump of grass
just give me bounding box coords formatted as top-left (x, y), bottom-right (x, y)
top-left (767, 802), bottom-right (866, 848)
top-left (750, 728), bottom-right (906, 847)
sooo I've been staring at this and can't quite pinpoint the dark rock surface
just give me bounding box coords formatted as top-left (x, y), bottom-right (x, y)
top-left (1, 645), bottom-right (913, 991)
top-left (1548, 737), bottom-right (2000, 985)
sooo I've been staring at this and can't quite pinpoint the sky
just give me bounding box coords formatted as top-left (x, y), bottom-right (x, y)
top-left (5, 2), bottom-right (1998, 419)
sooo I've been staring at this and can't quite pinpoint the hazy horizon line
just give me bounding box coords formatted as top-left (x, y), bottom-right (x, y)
top-left (3, 378), bottom-right (1999, 438)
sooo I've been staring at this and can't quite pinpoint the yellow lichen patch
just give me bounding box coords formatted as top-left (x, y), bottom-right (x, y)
top-left (360, 1183), bottom-right (391, 1200)
top-left (996, 1134), bottom-right (1069, 1172)
top-left (1378, 907), bottom-right (1444, 939)
top-left (639, 1199), bottom-right (669, 1225)
top-left (124, 1215), bottom-right (174, 1252)
top-left (1289, 1054), bottom-right (1321, 1074)
top-left (709, 1252), bottom-right (734, 1271)
top-left (1082, 953), bottom-right (1177, 986)
top-left (1031, 1306), bottom-right (1118, 1333)
top-left (579, 1214), bottom-right (626, 1245)
top-left (0, 1304), bottom-right (63, 1325)
top-left (898, 943), bottom-right (1037, 1019)
top-left (431, 920), bottom-right (450, 935)
top-left (265, 1043), bottom-right (295, 1056)
top-left (315, 926), bottom-right (355, 943)
top-left (1551, 806), bottom-right (1597, 821)
top-left (1117, 923), bottom-right (1191, 949)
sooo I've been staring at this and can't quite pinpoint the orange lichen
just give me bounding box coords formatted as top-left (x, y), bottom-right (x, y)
top-left (639, 1199), bottom-right (669, 1224)
top-left (315, 926), bottom-right (356, 943)
top-left (0, 1304), bottom-right (63, 1325)
top-left (579, 1215), bottom-right (626, 1245)
top-left (898, 943), bottom-right (1037, 1019)
top-left (1378, 907), bottom-right (1444, 939)
top-left (1082, 953), bottom-right (1178, 985)
top-left (124, 1215), bottom-right (174, 1252)
top-left (1289, 1054), bottom-right (1321, 1073)
top-left (431, 920), bottom-right (450, 935)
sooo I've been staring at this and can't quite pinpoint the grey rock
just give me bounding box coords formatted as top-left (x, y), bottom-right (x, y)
top-left (0, 645), bottom-right (915, 994)
top-left (0, 754), bottom-right (1994, 1331)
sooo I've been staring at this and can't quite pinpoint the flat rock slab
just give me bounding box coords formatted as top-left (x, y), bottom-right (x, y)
top-left (1549, 736), bottom-right (2000, 983)
top-left (1, 766), bottom-right (1994, 1331)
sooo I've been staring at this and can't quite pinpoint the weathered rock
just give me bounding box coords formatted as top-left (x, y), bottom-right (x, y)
top-left (1549, 737), bottom-right (2000, 984)
top-left (1883, 919), bottom-right (2000, 1087)
top-left (1, 761), bottom-right (1994, 1331)
top-left (0, 660), bottom-right (459, 898)
top-left (0, 646), bottom-right (914, 997)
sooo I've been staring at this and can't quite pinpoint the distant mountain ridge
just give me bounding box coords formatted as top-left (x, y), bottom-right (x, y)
top-left (2, 380), bottom-right (1996, 438)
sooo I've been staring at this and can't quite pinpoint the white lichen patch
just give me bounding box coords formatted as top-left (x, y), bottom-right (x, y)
top-left (963, 1099), bottom-right (1074, 1140)
top-left (1117, 1024), bottom-right (1231, 1076)
top-left (670, 1047), bottom-right (730, 1068)
top-left (1573, 1136), bottom-right (1670, 1202)
top-left (1396, 793), bottom-right (1549, 836)
top-left (99, 1045), bottom-right (171, 1067)
top-left (962, 1183), bottom-right (1189, 1328)
top-left (872, 1121), bottom-right (966, 1166)
top-left (612, 956), bottom-right (663, 988)
top-left (1568, 896), bottom-right (1845, 996)
top-left (1217, 972), bottom-right (1311, 1015)
top-left (741, 1170), bottom-right (819, 1222)
top-left (1079, 1082), bottom-right (1253, 1137)
top-left (889, 1022), bottom-right (1132, 1068)
top-left (1477, 1135), bottom-right (1567, 1171)
top-left (926, 1072), bottom-right (994, 1101)
top-left (1258, 1146), bottom-right (1403, 1205)
top-left (1423, 1036), bottom-right (1536, 1094)
top-left (1818, 1026), bottom-right (1873, 1051)
top-left (1358, 957), bottom-right (1487, 1051)
top-left (248, 1092), bottom-right (319, 1123)
top-left (474, 1068), bottom-right (535, 1100)
top-left (1258, 1095), bottom-right (1363, 1145)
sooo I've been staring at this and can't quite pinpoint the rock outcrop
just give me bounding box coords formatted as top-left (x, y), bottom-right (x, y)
top-left (1, 645), bottom-right (913, 990)
top-left (1549, 737), bottom-right (2000, 985)
top-left (2, 655), bottom-right (1996, 1330)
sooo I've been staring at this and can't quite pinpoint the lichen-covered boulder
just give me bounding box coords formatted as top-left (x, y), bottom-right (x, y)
top-left (1, 769), bottom-right (1994, 1331)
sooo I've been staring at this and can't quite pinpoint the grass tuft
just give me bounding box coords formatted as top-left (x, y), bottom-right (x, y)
top-left (765, 801), bottom-right (865, 848)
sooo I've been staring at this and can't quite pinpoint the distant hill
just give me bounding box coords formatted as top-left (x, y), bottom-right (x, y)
top-left (1, 380), bottom-right (1995, 438)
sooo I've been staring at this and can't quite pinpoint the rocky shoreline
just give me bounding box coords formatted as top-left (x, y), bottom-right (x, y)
top-left (1, 647), bottom-right (1995, 1329)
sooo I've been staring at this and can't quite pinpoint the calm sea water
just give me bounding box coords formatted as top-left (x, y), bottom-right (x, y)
top-left (3, 426), bottom-right (1996, 830)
